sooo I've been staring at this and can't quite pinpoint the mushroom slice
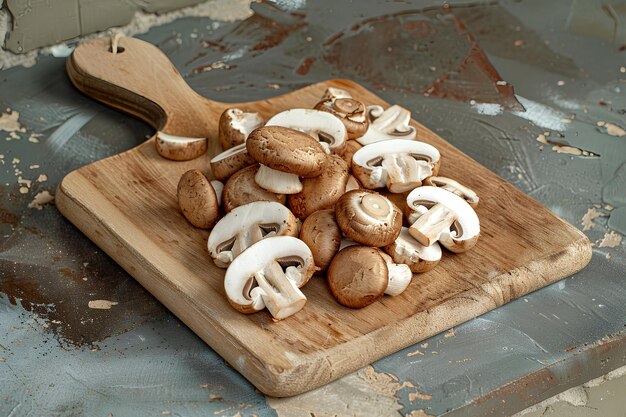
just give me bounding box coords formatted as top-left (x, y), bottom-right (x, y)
top-left (357, 105), bottom-right (417, 145)
top-left (177, 169), bottom-right (221, 229)
top-left (423, 176), bottom-right (479, 207)
top-left (299, 209), bottom-right (341, 272)
top-left (224, 236), bottom-right (315, 319)
top-left (327, 246), bottom-right (411, 308)
top-left (384, 227), bottom-right (442, 273)
top-left (352, 139), bottom-right (441, 193)
top-left (210, 143), bottom-right (256, 182)
top-left (287, 155), bottom-right (349, 220)
top-left (222, 165), bottom-right (286, 212)
top-left (335, 189), bottom-right (402, 247)
top-left (247, 126), bottom-right (327, 195)
top-left (406, 186), bottom-right (480, 253)
top-left (266, 109), bottom-right (348, 155)
top-left (207, 201), bottom-right (299, 268)
top-left (218, 108), bottom-right (264, 150)
top-left (155, 131), bottom-right (207, 161)
top-left (314, 89), bottom-right (368, 140)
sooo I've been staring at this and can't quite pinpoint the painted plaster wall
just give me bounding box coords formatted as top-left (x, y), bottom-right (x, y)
top-left (0, 0), bottom-right (206, 53)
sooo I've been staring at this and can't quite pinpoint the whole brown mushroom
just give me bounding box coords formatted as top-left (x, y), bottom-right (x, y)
top-left (222, 165), bottom-right (286, 212)
top-left (299, 209), bottom-right (342, 272)
top-left (177, 169), bottom-right (221, 229)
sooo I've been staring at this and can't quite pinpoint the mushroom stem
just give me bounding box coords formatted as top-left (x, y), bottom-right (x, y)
top-left (382, 154), bottom-right (432, 193)
top-left (408, 203), bottom-right (455, 246)
top-left (210, 180), bottom-right (224, 206)
top-left (254, 261), bottom-right (307, 320)
top-left (384, 262), bottom-right (413, 296)
top-left (255, 164), bottom-right (303, 194)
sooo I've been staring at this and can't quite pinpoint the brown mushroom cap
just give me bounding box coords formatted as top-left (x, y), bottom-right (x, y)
top-left (210, 143), bottom-right (256, 182)
top-left (246, 126), bottom-right (327, 177)
top-left (222, 165), bottom-right (286, 212)
top-left (177, 169), bottom-right (220, 229)
top-left (287, 155), bottom-right (349, 220)
top-left (218, 108), bottom-right (264, 150)
top-left (299, 209), bottom-right (342, 272)
top-left (327, 246), bottom-right (388, 308)
top-left (314, 97), bottom-right (369, 140)
top-left (335, 190), bottom-right (402, 247)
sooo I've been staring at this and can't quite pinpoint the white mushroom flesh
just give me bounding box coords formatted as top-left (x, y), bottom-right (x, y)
top-left (339, 237), bottom-right (359, 251)
top-left (226, 108), bottom-right (264, 141)
top-left (388, 227), bottom-right (442, 267)
top-left (255, 164), bottom-right (303, 194)
top-left (210, 180), bottom-right (224, 206)
top-left (266, 109), bottom-right (347, 154)
top-left (357, 105), bottom-right (417, 145)
top-left (207, 201), bottom-right (296, 268)
top-left (352, 139), bottom-right (440, 192)
top-left (406, 186), bottom-right (479, 249)
top-left (379, 252), bottom-right (412, 296)
top-left (322, 87), bottom-right (352, 100)
top-left (345, 175), bottom-right (360, 192)
top-left (224, 236), bottom-right (313, 319)
top-left (210, 142), bottom-right (246, 163)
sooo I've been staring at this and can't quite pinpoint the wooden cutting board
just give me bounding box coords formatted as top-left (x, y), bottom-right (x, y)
top-left (56, 37), bottom-right (591, 397)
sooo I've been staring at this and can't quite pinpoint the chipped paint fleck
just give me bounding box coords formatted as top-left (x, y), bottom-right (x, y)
top-left (405, 410), bottom-right (435, 417)
top-left (88, 300), bottom-right (119, 309)
top-left (597, 121), bottom-right (626, 137)
top-left (0, 110), bottom-right (26, 133)
top-left (27, 190), bottom-right (54, 209)
top-left (581, 207), bottom-right (606, 231)
top-left (597, 231), bottom-right (623, 248)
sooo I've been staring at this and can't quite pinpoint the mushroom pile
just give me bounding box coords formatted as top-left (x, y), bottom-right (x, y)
top-left (174, 88), bottom-right (480, 320)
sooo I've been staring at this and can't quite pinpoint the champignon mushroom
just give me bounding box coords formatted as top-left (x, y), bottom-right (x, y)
top-left (335, 189), bottom-right (402, 247)
top-left (345, 175), bottom-right (361, 192)
top-left (340, 141), bottom-right (361, 169)
top-left (218, 108), bottom-right (264, 150)
top-left (224, 236), bottom-right (315, 320)
top-left (207, 201), bottom-right (299, 268)
top-left (210, 143), bottom-right (256, 182)
top-left (211, 180), bottom-right (224, 206)
top-left (352, 139), bottom-right (441, 193)
top-left (357, 105), bottom-right (417, 145)
top-left (314, 88), bottom-right (368, 140)
top-left (246, 126), bottom-right (327, 194)
top-left (222, 165), bottom-right (286, 212)
top-left (299, 209), bottom-right (341, 272)
top-left (177, 169), bottom-right (221, 229)
top-left (384, 227), bottom-right (442, 273)
top-left (423, 176), bottom-right (479, 207)
top-left (406, 186), bottom-right (480, 253)
top-left (155, 131), bottom-right (207, 161)
top-left (287, 155), bottom-right (349, 220)
top-left (266, 109), bottom-right (348, 155)
top-left (327, 246), bottom-right (411, 308)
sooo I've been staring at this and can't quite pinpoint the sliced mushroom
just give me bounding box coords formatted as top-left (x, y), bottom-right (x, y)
top-left (384, 227), bottom-right (442, 273)
top-left (222, 165), bottom-right (286, 212)
top-left (287, 155), bottom-right (349, 220)
top-left (177, 169), bottom-right (221, 229)
top-left (210, 143), bottom-right (256, 182)
top-left (423, 176), bottom-right (479, 207)
top-left (266, 109), bottom-right (348, 155)
top-left (406, 186), bottom-right (480, 253)
top-left (211, 180), bottom-right (224, 206)
top-left (218, 108), bottom-right (264, 150)
top-left (327, 246), bottom-right (411, 308)
top-left (314, 88), bottom-right (368, 140)
top-left (335, 189), bottom-right (402, 247)
top-left (207, 201), bottom-right (299, 268)
top-left (357, 105), bottom-right (417, 145)
top-left (341, 139), bottom-right (362, 167)
top-left (224, 236), bottom-right (315, 319)
top-left (299, 209), bottom-right (341, 272)
top-left (155, 131), bottom-right (207, 161)
top-left (352, 139), bottom-right (441, 193)
top-left (247, 126), bottom-right (327, 194)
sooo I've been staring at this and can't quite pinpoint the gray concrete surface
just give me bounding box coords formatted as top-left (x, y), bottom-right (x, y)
top-left (1, 0), bottom-right (625, 416)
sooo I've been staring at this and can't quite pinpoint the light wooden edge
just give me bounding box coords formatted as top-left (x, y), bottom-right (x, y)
top-left (56, 166), bottom-right (592, 397)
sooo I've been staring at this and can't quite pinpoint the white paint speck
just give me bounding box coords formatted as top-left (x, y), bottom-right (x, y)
top-left (471, 102), bottom-right (503, 116)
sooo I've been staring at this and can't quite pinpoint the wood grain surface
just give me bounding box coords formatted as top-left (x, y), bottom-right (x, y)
top-left (56, 37), bottom-right (591, 397)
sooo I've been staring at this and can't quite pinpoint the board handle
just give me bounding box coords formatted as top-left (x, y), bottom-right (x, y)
top-left (67, 36), bottom-right (221, 139)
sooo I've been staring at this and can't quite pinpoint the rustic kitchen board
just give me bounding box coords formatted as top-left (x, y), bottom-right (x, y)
top-left (56, 37), bottom-right (591, 397)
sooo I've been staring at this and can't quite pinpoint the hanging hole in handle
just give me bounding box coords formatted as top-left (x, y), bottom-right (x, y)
top-left (108, 46), bottom-right (126, 54)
